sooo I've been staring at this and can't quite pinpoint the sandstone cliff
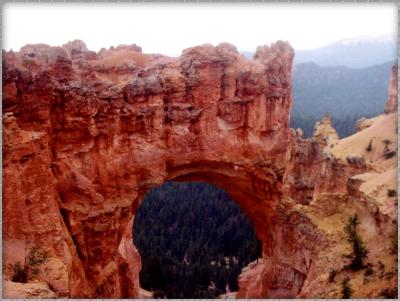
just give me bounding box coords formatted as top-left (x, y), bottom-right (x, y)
top-left (2, 40), bottom-right (397, 298)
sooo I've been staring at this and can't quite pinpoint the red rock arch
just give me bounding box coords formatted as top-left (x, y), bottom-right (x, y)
top-left (3, 40), bottom-right (320, 298)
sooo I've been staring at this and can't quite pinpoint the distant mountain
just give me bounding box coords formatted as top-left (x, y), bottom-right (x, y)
top-left (241, 34), bottom-right (396, 69)
top-left (291, 61), bottom-right (394, 137)
top-left (294, 34), bottom-right (396, 69)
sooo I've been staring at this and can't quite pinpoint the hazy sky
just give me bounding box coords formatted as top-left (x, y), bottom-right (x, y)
top-left (3, 3), bottom-right (397, 56)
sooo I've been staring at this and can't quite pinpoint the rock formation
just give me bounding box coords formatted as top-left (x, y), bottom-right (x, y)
top-left (236, 63), bottom-right (398, 299)
top-left (384, 65), bottom-right (398, 114)
top-left (2, 40), bottom-right (397, 298)
top-left (313, 113), bottom-right (339, 146)
top-left (3, 280), bottom-right (57, 298)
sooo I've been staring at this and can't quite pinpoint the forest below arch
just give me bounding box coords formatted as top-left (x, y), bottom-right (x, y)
top-left (133, 182), bottom-right (262, 298)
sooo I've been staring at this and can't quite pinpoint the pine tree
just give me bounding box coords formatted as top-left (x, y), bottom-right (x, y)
top-left (344, 214), bottom-right (368, 270)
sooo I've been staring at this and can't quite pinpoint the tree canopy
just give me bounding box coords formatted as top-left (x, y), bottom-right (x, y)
top-left (133, 182), bottom-right (261, 298)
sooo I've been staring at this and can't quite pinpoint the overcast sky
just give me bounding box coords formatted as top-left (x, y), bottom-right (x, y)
top-left (3, 3), bottom-right (397, 56)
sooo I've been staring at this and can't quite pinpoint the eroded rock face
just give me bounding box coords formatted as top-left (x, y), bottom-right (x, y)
top-left (3, 280), bottom-right (57, 299)
top-left (3, 41), bottom-right (397, 298)
top-left (3, 40), bottom-right (301, 298)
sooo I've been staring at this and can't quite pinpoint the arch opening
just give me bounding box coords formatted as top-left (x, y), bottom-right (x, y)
top-left (132, 181), bottom-right (262, 299)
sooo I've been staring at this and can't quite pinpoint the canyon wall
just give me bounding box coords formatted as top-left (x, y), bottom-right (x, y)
top-left (2, 41), bottom-right (397, 298)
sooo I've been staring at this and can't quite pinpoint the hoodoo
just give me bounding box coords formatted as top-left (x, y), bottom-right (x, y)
top-left (2, 40), bottom-right (397, 298)
top-left (384, 64), bottom-right (398, 114)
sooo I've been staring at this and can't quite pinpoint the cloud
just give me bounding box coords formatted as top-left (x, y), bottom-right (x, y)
top-left (3, 3), bottom-right (397, 55)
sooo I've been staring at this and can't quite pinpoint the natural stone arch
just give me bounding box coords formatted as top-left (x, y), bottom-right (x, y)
top-left (3, 40), bottom-right (321, 298)
top-left (114, 161), bottom-right (293, 299)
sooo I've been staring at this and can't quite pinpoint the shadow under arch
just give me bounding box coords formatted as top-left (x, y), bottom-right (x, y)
top-left (164, 161), bottom-right (283, 244)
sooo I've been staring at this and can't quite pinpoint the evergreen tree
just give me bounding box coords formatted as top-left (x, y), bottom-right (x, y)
top-left (344, 214), bottom-right (368, 270)
top-left (133, 182), bottom-right (261, 298)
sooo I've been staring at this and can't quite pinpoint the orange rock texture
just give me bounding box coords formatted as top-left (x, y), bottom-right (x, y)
top-left (2, 40), bottom-right (397, 298)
